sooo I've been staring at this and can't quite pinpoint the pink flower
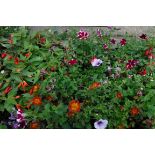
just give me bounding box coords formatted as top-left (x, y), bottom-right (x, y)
top-left (16, 109), bottom-right (25, 123)
top-left (77, 30), bottom-right (89, 40)
top-left (139, 34), bottom-right (147, 40)
top-left (91, 57), bottom-right (103, 67)
top-left (120, 38), bottom-right (126, 46)
top-left (103, 44), bottom-right (108, 49)
top-left (126, 60), bottom-right (139, 70)
top-left (110, 39), bottom-right (116, 44)
top-left (96, 29), bottom-right (102, 38)
top-left (68, 59), bottom-right (78, 65)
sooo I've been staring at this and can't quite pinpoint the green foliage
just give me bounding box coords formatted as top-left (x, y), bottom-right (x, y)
top-left (0, 27), bottom-right (155, 129)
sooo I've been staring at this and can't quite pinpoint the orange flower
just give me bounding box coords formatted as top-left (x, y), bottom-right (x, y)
top-left (130, 107), bottom-right (140, 116)
top-left (88, 82), bottom-right (101, 90)
top-left (116, 92), bottom-right (123, 99)
top-left (18, 81), bottom-right (28, 90)
top-left (68, 100), bottom-right (80, 113)
top-left (29, 84), bottom-right (40, 95)
top-left (32, 96), bottom-right (42, 105)
top-left (30, 122), bottom-right (40, 129)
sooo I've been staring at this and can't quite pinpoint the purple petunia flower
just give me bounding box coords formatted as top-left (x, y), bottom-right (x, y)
top-left (110, 38), bottom-right (116, 44)
top-left (8, 109), bottom-right (26, 129)
top-left (9, 112), bottom-right (16, 120)
top-left (94, 119), bottom-right (108, 129)
top-left (139, 34), bottom-right (147, 40)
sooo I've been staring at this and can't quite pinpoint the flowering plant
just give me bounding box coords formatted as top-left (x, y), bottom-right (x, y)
top-left (0, 27), bottom-right (155, 129)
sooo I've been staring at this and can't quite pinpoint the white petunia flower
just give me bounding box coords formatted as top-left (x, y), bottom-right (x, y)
top-left (91, 57), bottom-right (103, 67)
top-left (1, 70), bottom-right (4, 74)
top-left (94, 119), bottom-right (108, 129)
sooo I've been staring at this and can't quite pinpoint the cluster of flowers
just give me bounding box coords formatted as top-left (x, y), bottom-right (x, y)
top-left (0, 27), bottom-right (154, 129)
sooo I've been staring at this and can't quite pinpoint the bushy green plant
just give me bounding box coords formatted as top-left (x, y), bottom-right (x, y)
top-left (0, 27), bottom-right (155, 129)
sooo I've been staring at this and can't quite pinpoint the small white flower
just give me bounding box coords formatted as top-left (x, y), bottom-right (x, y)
top-left (1, 70), bottom-right (4, 74)
top-left (91, 57), bottom-right (103, 67)
top-left (103, 80), bottom-right (108, 84)
top-left (115, 67), bottom-right (121, 72)
top-left (48, 29), bottom-right (52, 32)
top-left (107, 66), bottom-right (112, 71)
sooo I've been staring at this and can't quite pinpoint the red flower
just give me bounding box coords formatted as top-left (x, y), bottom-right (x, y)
top-left (116, 92), bottom-right (123, 99)
top-left (1, 53), bottom-right (7, 59)
top-left (144, 48), bottom-right (154, 59)
top-left (139, 34), bottom-right (147, 40)
top-left (25, 52), bottom-right (31, 58)
top-left (4, 86), bottom-right (12, 95)
top-left (120, 39), bottom-right (126, 46)
top-left (126, 60), bottom-right (139, 70)
top-left (40, 37), bottom-right (46, 44)
top-left (14, 57), bottom-right (19, 65)
top-left (68, 59), bottom-right (78, 65)
top-left (8, 55), bottom-right (13, 60)
top-left (148, 53), bottom-right (155, 59)
top-left (145, 51), bottom-right (150, 56)
top-left (77, 30), bottom-right (89, 40)
top-left (139, 69), bottom-right (147, 76)
top-left (110, 39), bottom-right (116, 44)
top-left (51, 66), bottom-right (56, 72)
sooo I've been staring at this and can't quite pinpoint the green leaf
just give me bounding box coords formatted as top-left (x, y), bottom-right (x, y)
top-left (0, 124), bottom-right (7, 129)
top-left (33, 70), bottom-right (40, 84)
top-left (29, 56), bottom-right (43, 63)
top-left (54, 103), bottom-right (68, 116)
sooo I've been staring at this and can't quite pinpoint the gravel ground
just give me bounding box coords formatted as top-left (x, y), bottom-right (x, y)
top-left (30, 26), bottom-right (155, 37)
